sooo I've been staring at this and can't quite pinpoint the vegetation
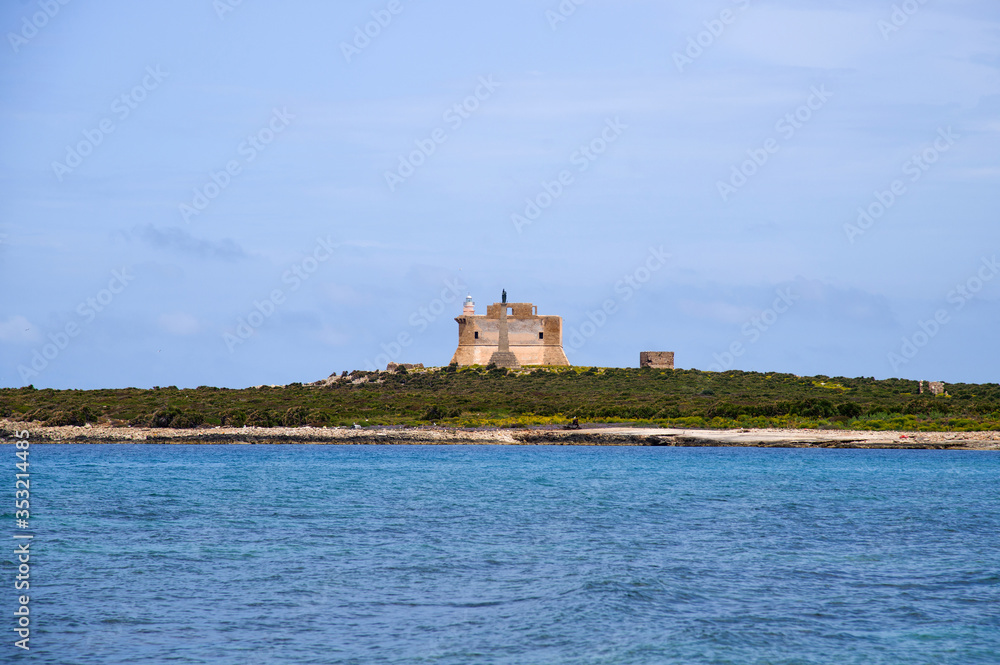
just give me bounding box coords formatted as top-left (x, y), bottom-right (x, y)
top-left (1, 368), bottom-right (999, 432)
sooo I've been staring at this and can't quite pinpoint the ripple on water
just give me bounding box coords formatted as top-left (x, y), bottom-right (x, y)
top-left (23, 444), bottom-right (1000, 665)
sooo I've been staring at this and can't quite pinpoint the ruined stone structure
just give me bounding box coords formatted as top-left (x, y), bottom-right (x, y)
top-left (450, 295), bottom-right (569, 367)
top-left (640, 352), bottom-right (674, 369)
top-left (918, 380), bottom-right (947, 395)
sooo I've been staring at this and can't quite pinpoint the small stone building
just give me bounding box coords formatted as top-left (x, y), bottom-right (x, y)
top-left (640, 351), bottom-right (674, 369)
top-left (919, 380), bottom-right (947, 396)
top-left (450, 295), bottom-right (569, 366)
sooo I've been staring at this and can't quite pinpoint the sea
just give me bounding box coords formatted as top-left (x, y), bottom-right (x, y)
top-left (7, 443), bottom-right (1000, 664)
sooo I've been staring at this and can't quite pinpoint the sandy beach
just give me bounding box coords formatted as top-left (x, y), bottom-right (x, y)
top-left (3, 419), bottom-right (999, 449)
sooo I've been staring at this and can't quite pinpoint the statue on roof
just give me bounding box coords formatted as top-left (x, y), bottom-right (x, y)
top-left (501, 289), bottom-right (507, 304)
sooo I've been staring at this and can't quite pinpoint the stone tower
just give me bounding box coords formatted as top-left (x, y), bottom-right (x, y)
top-left (488, 299), bottom-right (521, 369)
top-left (450, 294), bottom-right (569, 367)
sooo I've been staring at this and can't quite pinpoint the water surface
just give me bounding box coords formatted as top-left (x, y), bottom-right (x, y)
top-left (10, 444), bottom-right (1000, 664)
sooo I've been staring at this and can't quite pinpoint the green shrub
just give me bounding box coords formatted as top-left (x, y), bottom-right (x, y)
top-left (221, 409), bottom-right (246, 427)
top-left (836, 402), bottom-right (863, 418)
top-left (169, 411), bottom-right (204, 429)
top-left (2, 368), bottom-right (997, 433)
top-left (306, 409), bottom-right (328, 426)
top-left (421, 405), bottom-right (445, 421)
top-left (245, 410), bottom-right (275, 427)
top-left (45, 410), bottom-right (81, 426)
top-left (282, 406), bottom-right (307, 427)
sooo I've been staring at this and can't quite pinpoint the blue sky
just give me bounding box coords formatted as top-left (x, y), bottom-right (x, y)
top-left (1, 0), bottom-right (998, 389)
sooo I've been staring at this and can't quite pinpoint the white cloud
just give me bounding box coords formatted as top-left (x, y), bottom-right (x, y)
top-left (158, 312), bottom-right (200, 336)
top-left (316, 326), bottom-right (351, 347)
top-left (0, 315), bottom-right (39, 344)
top-left (729, 8), bottom-right (881, 69)
top-left (679, 299), bottom-right (758, 324)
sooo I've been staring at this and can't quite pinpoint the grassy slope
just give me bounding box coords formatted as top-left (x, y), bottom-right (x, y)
top-left (2, 367), bottom-right (999, 432)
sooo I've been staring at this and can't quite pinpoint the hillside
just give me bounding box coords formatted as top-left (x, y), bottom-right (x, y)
top-left (2, 367), bottom-right (999, 432)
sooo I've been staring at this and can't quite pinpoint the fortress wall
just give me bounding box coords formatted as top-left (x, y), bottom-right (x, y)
top-left (486, 302), bottom-right (535, 318)
top-left (456, 317), bottom-right (562, 347)
top-left (508, 318), bottom-right (546, 346)
top-left (451, 308), bottom-right (569, 366)
top-left (454, 344), bottom-right (568, 366)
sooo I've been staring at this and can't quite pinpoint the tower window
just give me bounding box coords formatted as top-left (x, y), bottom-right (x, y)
top-left (539, 332), bottom-right (544, 339)
top-left (474, 332), bottom-right (479, 339)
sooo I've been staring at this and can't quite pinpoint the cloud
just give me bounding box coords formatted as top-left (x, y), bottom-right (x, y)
top-left (677, 277), bottom-right (896, 330)
top-left (0, 315), bottom-right (40, 344)
top-left (679, 299), bottom-right (758, 324)
top-left (322, 283), bottom-right (364, 305)
top-left (158, 312), bottom-right (201, 336)
top-left (315, 326), bottom-right (351, 347)
top-left (787, 277), bottom-right (897, 327)
top-left (729, 7), bottom-right (880, 70)
top-left (129, 224), bottom-right (247, 260)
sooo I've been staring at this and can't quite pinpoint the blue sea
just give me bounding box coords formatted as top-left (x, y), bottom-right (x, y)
top-left (7, 444), bottom-right (1000, 664)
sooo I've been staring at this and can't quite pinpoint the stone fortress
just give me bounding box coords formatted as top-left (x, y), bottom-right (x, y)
top-left (450, 293), bottom-right (570, 367)
top-left (448, 291), bottom-right (674, 370)
top-left (384, 291), bottom-right (947, 383)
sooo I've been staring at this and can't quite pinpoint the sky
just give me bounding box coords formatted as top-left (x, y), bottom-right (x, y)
top-left (1, 0), bottom-right (998, 389)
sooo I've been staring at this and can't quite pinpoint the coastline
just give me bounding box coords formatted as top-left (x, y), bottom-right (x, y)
top-left (3, 419), bottom-right (999, 449)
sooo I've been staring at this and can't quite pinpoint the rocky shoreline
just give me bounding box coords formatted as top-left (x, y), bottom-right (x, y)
top-left (2, 420), bottom-right (999, 449)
